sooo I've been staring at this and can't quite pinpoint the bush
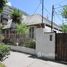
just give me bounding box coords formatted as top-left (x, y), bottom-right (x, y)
top-left (2, 39), bottom-right (16, 46)
top-left (25, 40), bottom-right (36, 49)
top-left (0, 34), bottom-right (4, 42)
top-left (0, 63), bottom-right (6, 67)
top-left (0, 44), bottom-right (10, 61)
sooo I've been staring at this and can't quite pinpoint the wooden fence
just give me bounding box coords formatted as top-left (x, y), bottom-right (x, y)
top-left (55, 33), bottom-right (67, 62)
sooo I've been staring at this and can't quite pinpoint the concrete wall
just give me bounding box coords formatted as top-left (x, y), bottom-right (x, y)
top-left (35, 28), bottom-right (55, 59)
top-left (43, 26), bottom-right (62, 33)
top-left (8, 45), bottom-right (36, 55)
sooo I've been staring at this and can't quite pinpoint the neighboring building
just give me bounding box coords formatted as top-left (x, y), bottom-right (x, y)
top-left (0, 5), bottom-right (28, 27)
top-left (0, 5), bottom-right (28, 43)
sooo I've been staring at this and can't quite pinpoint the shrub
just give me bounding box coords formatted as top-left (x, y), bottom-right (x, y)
top-left (2, 39), bottom-right (16, 46)
top-left (0, 34), bottom-right (4, 42)
top-left (0, 44), bottom-right (10, 61)
top-left (25, 40), bottom-right (36, 49)
top-left (0, 63), bottom-right (6, 67)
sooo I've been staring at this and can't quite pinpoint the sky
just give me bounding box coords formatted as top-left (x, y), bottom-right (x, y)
top-left (8, 0), bottom-right (67, 25)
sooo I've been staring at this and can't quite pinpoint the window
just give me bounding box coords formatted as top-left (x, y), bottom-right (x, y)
top-left (29, 27), bottom-right (34, 39)
top-left (50, 35), bottom-right (53, 41)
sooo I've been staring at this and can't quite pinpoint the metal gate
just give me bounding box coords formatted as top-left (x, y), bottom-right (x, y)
top-left (55, 33), bottom-right (67, 62)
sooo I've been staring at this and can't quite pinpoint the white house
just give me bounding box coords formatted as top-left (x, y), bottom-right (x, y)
top-left (22, 14), bottom-right (63, 59)
top-left (0, 5), bottom-right (63, 60)
top-left (22, 14), bottom-right (62, 39)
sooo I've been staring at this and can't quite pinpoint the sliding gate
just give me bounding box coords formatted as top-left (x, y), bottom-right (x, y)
top-left (55, 33), bottom-right (67, 62)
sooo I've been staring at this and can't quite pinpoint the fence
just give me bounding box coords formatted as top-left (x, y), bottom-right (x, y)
top-left (55, 33), bottom-right (67, 62)
top-left (2, 33), bottom-right (32, 46)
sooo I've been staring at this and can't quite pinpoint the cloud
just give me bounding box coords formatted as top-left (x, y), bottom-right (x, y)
top-left (6, 2), bottom-right (12, 6)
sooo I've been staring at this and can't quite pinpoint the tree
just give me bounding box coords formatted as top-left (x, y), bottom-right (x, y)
top-left (61, 23), bottom-right (67, 33)
top-left (61, 5), bottom-right (67, 19)
top-left (0, 34), bottom-right (4, 42)
top-left (16, 23), bottom-right (29, 46)
top-left (61, 5), bottom-right (67, 33)
top-left (11, 8), bottom-right (22, 24)
top-left (0, 0), bottom-right (7, 13)
top-left (0, 0), bottom-right (7, 29)
top-left (16, 23), bottom-right (29, 35)
top-left (0, 0), bottom-right (7, 42)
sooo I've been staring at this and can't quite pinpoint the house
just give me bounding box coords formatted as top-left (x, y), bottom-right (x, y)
top-left (0, 5), bottom-right (62, 44)
top-left (22, 14), bottom-right (62, 39)
top-left (0, 5), bottom-right (28, 43)
top-left (0, 5), bottom-right (28, 34)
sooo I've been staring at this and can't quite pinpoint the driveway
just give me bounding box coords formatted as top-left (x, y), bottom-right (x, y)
top-left (3, 51), bottom-right (67, 67)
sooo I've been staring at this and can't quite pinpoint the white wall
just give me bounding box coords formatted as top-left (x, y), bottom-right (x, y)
top-left (8, 45), bottom-right (35, 55)
top-left (43, 26), bottom-right (51, 32)
top-left (43, 26), bottom-right (61, 33)
top-left (35, 28), bottom-right (55, 59)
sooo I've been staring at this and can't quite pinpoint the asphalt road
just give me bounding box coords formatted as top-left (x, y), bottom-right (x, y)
top-left (3, 51), bottom-right (67, 67)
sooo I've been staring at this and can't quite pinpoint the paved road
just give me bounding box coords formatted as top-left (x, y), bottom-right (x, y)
top-left (3, 51), bottom-right (67, 67)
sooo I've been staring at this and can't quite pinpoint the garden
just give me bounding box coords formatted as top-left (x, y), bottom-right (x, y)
top-left (0, 63), bottom-right (6, 67)
top-left (0, 0), bottom-right (36, 66)
top-left (2, 8), bottom-right (36, 49)
top-left (0, 0), bottom-right (11, 66)
top-left (0, 44), bottom-right (10, 67)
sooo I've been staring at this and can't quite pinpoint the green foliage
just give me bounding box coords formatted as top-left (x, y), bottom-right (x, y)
top-left (61, 23), bottom-right (67, 32)
top-left (0, 0), bottom-right (7, 13)
top-left (0, 34), bottom-right (4, 42)
top-left (61, 5), bottom-right (67, 19)
top-left (0, 44), bottom-right (10, 61)
top-left (11, 8), bottom-right (22, 24)
top-left (0, 23), bottom-right (3, 29)
top-left (0, 63), bottom-right (6, 67)
top-left (25, 40), bottom-right (36, 49)
top-left (16, 23), bottom-right (29, 35)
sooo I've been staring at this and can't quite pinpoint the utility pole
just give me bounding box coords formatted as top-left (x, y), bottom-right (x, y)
top-left (41, 0), bottom-right (44, 28)
top-left (1, 14), bottom-right (3, 23)
top-left (51, 5), bottom-right (54, 32)
top-left (42, 0), bottom-right (44, 24)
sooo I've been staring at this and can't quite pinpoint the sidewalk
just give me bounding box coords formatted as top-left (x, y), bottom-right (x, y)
top-left (3, 51), bottom-right (67, 67)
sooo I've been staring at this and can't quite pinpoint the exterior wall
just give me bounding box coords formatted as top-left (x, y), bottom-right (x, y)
top-left (8, 45), bottom-right (35, 55)
top-left (43, 26), bottom-right (51, 32)
top-left (2, 19), bottom-right (7, 25)
top-left (23, 14), bottom-right (62, 31)
top-left (43, 26), bottom-right (62, 33)
top-left (35, 28), bottom-right (55, 59)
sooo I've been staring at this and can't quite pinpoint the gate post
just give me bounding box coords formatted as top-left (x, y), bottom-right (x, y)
top-left (35, 28), bottom-right (55, 60)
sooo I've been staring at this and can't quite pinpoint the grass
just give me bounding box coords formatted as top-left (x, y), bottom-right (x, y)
top-left (0, 63), bottom-right (6, 67)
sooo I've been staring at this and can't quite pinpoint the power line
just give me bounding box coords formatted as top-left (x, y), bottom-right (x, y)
top-left (54, 11), bottom-right (62, 21)
top-left (32, 1), bottom-right (41, 14)
top-left (44, 7), bottom-right (51, 15)
top-left (27, 0), bottom-right (41, 22)
top-left (54, 0), bottom-right (67, 5)
top-left (51, 5), bottom-right (54, 32)
top-left (42, 0), bottom-right (44, 24)
top-left (54, 9), bottom-right (62, 15)
top-left (55, 5), bottom-right (65, 9)
top-left (54, 0), bottom-right (67, 9)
